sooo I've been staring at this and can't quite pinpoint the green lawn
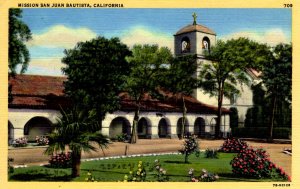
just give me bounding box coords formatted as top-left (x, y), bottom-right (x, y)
top-left (8, 153), bottom-right (278, 182)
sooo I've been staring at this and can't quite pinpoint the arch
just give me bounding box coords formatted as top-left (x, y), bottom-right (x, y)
top-left (181, 36), bottom-right (191, 53)
top-left (158, 118), bottom-right (171, 138)
top-left (202, 36), bottom-right (211, 50)
top-left (194, 117), bottom-right (206, 138)
top-left (138, 117), bottom-right (152, 139)
top-left (176, 117), bottom-right (190, 138)
top-left (109, 117), bottom-right (131, 139)
top-left (8, 121), bottom-right (14, 145)
top-left (24, 117), bottom-right (53, 142)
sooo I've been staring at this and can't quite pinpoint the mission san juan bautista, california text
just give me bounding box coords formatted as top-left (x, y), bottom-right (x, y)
top-left (18, 3), bottom-right (124, 8)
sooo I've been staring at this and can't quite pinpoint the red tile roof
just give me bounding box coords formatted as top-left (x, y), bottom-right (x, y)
top-left (9, 74), bottom-right (230, 114)
top-left (175, 24), bottom-right (216, 36)
top-left (9, 74), bottom-right (66, 96)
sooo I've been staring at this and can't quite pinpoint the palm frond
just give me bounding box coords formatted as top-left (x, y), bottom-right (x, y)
top-left (45, 106), bottom-right (109, 157)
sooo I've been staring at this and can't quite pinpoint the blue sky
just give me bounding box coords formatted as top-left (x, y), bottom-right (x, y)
top-left (20, 8), bottom-right (292, 76)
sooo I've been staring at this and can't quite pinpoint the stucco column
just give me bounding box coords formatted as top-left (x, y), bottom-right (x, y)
top-left (149, 125), bottom-right (159, 139)
top-left (13, 128), bottom-right (24, 140)
top-left (147, 116), bottom-right (159, 139)
top-left (187, 116), bottom-right (196, 135)
top-left (221, 114), bottom-right (230, 138)
top-left (101, 118), bottom-right (111, 137)
top-left (168, 115), bottom-right (178, 139)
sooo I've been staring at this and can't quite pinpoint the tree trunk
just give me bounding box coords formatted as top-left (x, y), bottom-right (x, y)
top-left (267, 95), bottom-right (277, 142)
top-left (71, 151), bottom-right (82, 178)
top-left (216, 82), bottom-right (224, 139)
top-left (181, 96), bottom-right (187, 139)
top-left (130, 104), bottom-right (140, 144)
top-left (184, 152), bottom-right (188, 163)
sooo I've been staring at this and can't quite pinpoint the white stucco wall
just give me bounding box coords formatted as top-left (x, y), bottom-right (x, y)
top-left (8, 108), bottom-right (60, 140)
top-left (102, 111), bottom-right (230, 138)
top-left (8, 107), bottom-right (230, 143)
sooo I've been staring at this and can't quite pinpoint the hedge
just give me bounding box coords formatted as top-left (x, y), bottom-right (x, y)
top-left (232, 127), bottom-right (291, 139)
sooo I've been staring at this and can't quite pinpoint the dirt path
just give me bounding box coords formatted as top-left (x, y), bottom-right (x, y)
top-left (9, 139), bottom-right (291, 176)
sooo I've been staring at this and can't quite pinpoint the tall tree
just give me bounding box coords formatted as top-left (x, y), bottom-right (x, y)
top-left (45, 107), bottom-right (109, 177)
top-left (261, 43), bottom-right (292, 141)
top-left (199, 38), bottom-right (270, 138)
top-left (8, 8), bottom-right (32, 103)
top-left (9, 8), bottom-right (32, 75)
top-left (61, 36), bottom-right (131, 124)
top-left (161, 55), bottom-right (198, 139)
top-left (125, 44), bottom-right (173, 143)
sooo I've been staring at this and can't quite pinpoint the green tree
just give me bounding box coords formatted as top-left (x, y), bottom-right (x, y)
top-left (261, 43), bottom-right (292, 141)
top-left (125, 44), bottom-right (173, 143)
top-left (161, 55), bottom-right (198, 139)
top-left (45, 107), bottom-right (109, 177)
top-left (61, 36), bottom-right (131, 125)
top-left (9, 8), bottom-right (32, 75)
top-left (199, 38), bottom-right (270, 138)
top-left (244, 84), bottom-right (268, 128)
top-left (8, 8), bottom-right (32, 103)
top-left (229, 107), bottom-right (239, 129)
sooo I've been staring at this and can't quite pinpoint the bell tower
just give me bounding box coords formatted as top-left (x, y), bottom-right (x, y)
top-left (174, 13), bottom-right (218, 103)
top-left (174, 13), bottom-right (216, 58)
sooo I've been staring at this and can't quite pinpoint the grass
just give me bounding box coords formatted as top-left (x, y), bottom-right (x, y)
top-left (8, 153), bottom-right (281, 182)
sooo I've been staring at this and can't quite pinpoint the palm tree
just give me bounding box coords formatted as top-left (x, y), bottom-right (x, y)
top-left (45, 107), bottom-right (109, 177)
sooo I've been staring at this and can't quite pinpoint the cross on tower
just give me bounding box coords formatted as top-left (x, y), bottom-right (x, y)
top-left (192, 12), bottom-right (197, 25)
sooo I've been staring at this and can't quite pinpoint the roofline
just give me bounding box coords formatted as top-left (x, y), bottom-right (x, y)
top-left (174, 30), bottom-right (217, 36)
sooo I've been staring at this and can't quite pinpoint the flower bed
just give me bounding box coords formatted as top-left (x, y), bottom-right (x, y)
top-left (188, 168), bottom-right (219, 182)
top-left (219, 138), bottom-right (248, 153)
top-left (12, 137), bottom-right (28, 148)
top-left (230, 147), bottom-right (290, 181)
top-left (35, 136), bottom-right (49, 146)
top-left (48, 152), bottom-right (72, 168)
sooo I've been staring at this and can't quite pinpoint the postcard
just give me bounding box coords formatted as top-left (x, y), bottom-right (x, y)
top-left (0, 0), bottom-right (298, 189)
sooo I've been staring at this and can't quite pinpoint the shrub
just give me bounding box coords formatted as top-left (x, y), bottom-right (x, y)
top-left (12, 137), bottom-right (28, 147)
top-left (188, 168), bottom-right (219, 182)
top-left (35, 136), bottom-right (49, 146)
top-left (150, 159), bottom-right (169, 182)
top-left (219, 138), bottom-right (248, 153)
top-left (230, 147), bottom-right (289, 180)
top-left (116, 133), bottom-right (128, 142)
top-left (272, 166), bottom-right (291, 181)
top-left (124, 161), bottom-right (146, 182)
top-left (204, 148), bottom-right (219, 159)
top-left (229, 107), bottom-right (239, 128)
top-left (179, 135), bottom-right (200, 163)
top-left (48, 152), bottom-right (72, 168)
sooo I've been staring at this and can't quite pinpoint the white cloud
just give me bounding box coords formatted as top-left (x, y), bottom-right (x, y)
top-left (120, 26), bottom-right (173, 52)
top-left (27, 25), bottom-right (97, 48)
top-left (220, 29), bottom-right (290, 46)
top-left (26, 58), bottom-right (65, 76)
top-left (25, 25), bottom-right (175, 76)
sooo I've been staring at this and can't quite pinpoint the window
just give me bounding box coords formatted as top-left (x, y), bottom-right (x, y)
top-left (202, 37), bottom-right (210, 51)
top-left (181, 37), bottom-right (190, 53)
